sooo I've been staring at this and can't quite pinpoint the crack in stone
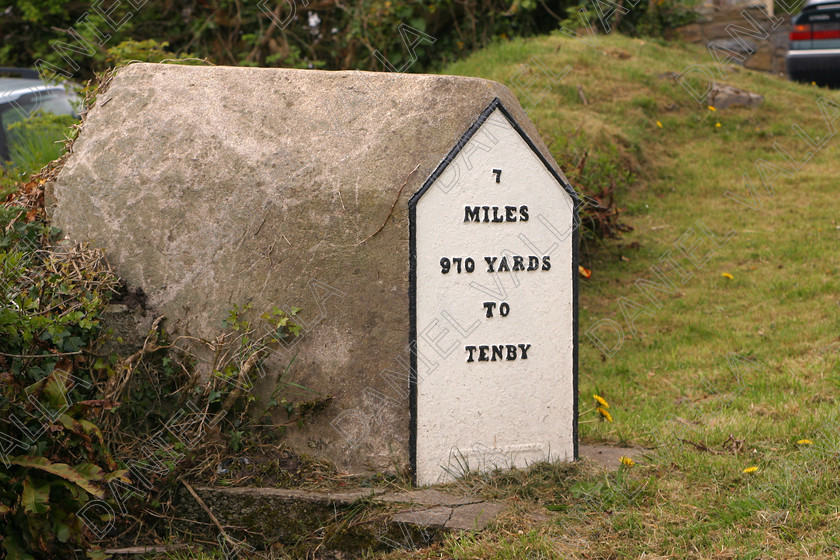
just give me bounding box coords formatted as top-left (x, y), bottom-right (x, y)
top-left (450, 499), bottom-right (486, 508)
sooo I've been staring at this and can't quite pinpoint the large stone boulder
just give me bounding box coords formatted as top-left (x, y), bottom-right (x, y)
top-left (47, 63), bottom-right (565, 475)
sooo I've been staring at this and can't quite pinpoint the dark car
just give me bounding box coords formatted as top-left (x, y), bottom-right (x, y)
top-left (786, 0), bottom-right (840, 87)
top-left (0, 67), bottom-right (80, 165)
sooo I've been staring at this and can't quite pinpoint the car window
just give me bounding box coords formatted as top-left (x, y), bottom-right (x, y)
top-left (2, 90), bottom-right (77, 127)
top-left (800, 8), bottom-right (840, 22)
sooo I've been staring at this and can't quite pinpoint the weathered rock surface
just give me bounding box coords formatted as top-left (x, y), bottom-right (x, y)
top-left (46, 63), bottom-right (561, 474)
top-left (709, 81), bottom-right (764, 109)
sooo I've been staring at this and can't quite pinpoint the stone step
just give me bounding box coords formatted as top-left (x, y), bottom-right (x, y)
top-left (173, 485), bottom-right (506, 555)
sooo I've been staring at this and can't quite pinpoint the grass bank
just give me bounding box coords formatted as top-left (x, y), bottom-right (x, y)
top-left (422, 30), bottom-right (840, 560)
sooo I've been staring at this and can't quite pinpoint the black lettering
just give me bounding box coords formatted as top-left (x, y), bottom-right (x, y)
top-left (484, 256), bottom-right (497, 273)
top-left (505, 206), bottom-right (517, 222)
top-left (499, 302), bottom-right (510, 317)
top-left (512, 256), bottom-right (525, 271)
top-left (519, 205), bottom-right (529, 222)
top-left (440, 257), bottom-right (450, 274)
top-left (466, 346), bottom-right (477, 363)
top-left (464, 206), bottom-right (481, 222)
top-left (528, 256), bottom-right (539, 271)
top-left (491, 345), bottom-right (504, 361)
top-left (506, 345), bottom-right (517, 360)
top-left (482, 206), bottom-right (490, 222)
top-left (465, 257), bottom-right (475, 273)
top-left (492, 168), bottom-right (502, 183)
top-left (541, 255), bottom-right (551, 271)
top-left (452, 257), bottom-right (462, 273)
top-left (518, 343), bottom-right (531, 359)
top-left (498, 257), bottom-right (510, 272)
top-left (478, 345), bottom-right (490, 361)
top-left (483, 301), bottom-right (496, 318)
top-left (492, 207), bottom-right (504, 223)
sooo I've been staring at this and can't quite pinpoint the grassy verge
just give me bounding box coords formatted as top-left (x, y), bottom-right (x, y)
top-left (422, 30), bottom-right (840, 560)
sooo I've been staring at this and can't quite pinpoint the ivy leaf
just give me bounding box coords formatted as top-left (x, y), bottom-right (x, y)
top-left (54, 517), bottom-right (73, 543)
top-left (2, 534), bottom-right (36, 560)
top-left (58, 413), bottom-right (104, 445)
top-left (104, 469), bottom-right (131, 484)
top-left (22, 478), bottom-right (50, 515)
top-left (86, 547), bottom-right (111, 560)
top-left (42, 372), bottom-right (71, 410)
top-left (10, 456), bottom-right (105, 499)
top-left (73, 462), bottom-right (105, 482)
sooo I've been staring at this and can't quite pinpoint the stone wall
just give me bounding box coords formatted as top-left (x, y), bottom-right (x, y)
top-left (677, 5), bottom-right (792, 75)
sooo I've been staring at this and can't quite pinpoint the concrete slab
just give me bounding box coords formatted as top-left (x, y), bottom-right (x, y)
top-left (445, 502), bottom-right (507, 531)
top-left (579, 444), bottom-right (644, 471)
top-left (378, 489), bottom-right (482, 507)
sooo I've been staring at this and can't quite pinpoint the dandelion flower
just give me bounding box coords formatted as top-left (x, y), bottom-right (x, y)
top-left (722, 273), bottom-right (733, 279)
top-left (593, 394), bottom-right (609, 409)
top-left (597, 407), bottom-right (613, 422)
top-left (796, 439), bottom-right (813, 445)
top-left (743, 466), bottom-right (759, 474)
top-left (715, 122), bottom-right (722, 128)
top-left (620, 456), bottom-right (635, 467)
top-left (656, 121), bottom-right (663, 128)
top-left (708, 106), bottom-right (717, 111)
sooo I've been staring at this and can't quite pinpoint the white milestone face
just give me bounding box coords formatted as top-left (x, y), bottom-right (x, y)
top-left (413, 105), bottom-right (576, 486)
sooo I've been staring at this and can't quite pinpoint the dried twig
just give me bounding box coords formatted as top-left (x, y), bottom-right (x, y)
top-left (104, 316), bottom-right (165, 404)
top-left (577, 85), bottom-right (588, 106)
top-left (181, 480), bottom-right (238, 547)
top-left (220, 349), bottom-right (261, 413)
top-left (0, 350), bottom-right (82, 358)
top-left (680, 439), bottom-right (723, 455)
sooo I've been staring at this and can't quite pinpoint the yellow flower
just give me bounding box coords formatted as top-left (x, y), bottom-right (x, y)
top-left (708, 105), bottom-right (716, 111)
top-left (620, 456), bottom-right (635, 467)
top-left (743, 466), bottom-right (759, 474)
top-left (812, 81), bottom-right (817, 85)
top-left (797, 439), bottom-right (813, 445)
top-left (593, 394), bottom-right (609, 409)
top-left (722, 272), bottom-right (733, 279)
top-left (656, 121), bottom-right (663, 128)
top-left (715, 122), bottom-right (722, 128)
top-left (597, 407), bottom-right (613, 422)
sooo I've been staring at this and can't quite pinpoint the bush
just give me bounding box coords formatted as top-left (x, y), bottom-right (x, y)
top-left (5, 0), bottom-right (575, 79)
top-left (0, 206), bottom-right (123, 559)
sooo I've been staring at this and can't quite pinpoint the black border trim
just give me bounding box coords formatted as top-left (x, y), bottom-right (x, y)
top-left (408, 98), bottom-right (580, 485)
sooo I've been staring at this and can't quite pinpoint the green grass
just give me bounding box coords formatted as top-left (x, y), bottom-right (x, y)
top-left (0, 111), bottom-right (76, 199)
top-left (151, 31), bottom-right (840, 560)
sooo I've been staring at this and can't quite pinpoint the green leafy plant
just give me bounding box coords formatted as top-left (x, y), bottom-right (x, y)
top-left (0, 206), bottom-right (124, 559)
top-left (105, 39), bottom-right (201, 66)
top-left (3, 0), bottom-right (572, 81)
